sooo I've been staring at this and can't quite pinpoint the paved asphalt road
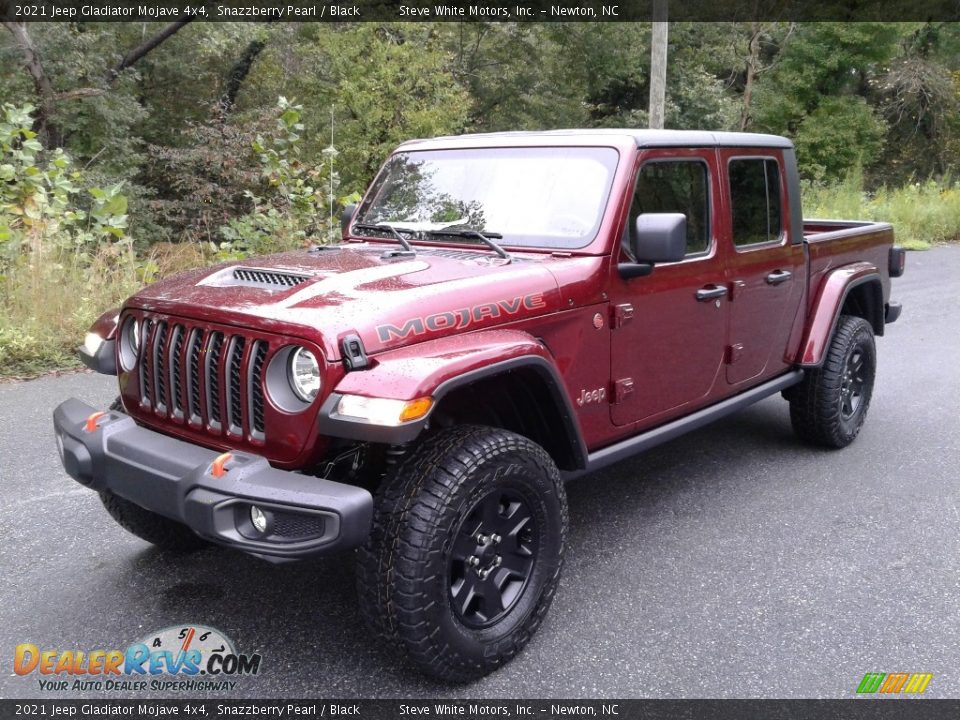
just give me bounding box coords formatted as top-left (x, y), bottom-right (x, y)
top-left (2, 247), bottom-right (958, 701)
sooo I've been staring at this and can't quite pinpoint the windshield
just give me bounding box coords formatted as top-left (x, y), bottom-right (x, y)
top-left (353, 146), bottom-right (620, 250)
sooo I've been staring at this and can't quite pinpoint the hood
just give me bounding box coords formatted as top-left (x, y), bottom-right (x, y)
top-left (126, 243), bottom-right (563, 360)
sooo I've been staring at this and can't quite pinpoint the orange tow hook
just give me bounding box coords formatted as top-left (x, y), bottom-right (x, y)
top-left (84, 411), bottom-right (108, 433)
top-left (211, 452), bottom-right (233, 478)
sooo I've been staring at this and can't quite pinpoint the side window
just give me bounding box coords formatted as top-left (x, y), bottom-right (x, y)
top-left (628, 160), bottom-right (710, 257)
top-left (729, 158), bottom-right (782, 247)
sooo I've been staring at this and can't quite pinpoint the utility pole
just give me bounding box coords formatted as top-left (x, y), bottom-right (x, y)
top-left (648, 0), bottom-right (668, 129)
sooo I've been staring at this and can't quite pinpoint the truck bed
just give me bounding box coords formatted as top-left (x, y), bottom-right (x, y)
top-left (802, 219), bottom-right (895, 319)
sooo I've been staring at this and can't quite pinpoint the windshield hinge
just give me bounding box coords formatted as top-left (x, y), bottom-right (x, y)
top-left (341, 334), bottom-right (369, 371)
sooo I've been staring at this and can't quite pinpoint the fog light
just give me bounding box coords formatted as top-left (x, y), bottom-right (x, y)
top-left (250, 505), bottom-right (268, 534)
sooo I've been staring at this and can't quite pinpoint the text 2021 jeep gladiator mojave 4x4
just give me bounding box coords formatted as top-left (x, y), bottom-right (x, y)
top-left (54, 129), bottom-right (904, 681)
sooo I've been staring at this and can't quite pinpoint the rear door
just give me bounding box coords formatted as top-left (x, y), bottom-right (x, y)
top-left (720, 151), bottom-right (805, 386)
top-left (609, 149), bottom-right (730, 428)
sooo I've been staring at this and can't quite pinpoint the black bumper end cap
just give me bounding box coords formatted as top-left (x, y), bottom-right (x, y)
top-left (885, 301), bottom-right (902, 324)
top-left (77, 338), bottom-right (117, 375)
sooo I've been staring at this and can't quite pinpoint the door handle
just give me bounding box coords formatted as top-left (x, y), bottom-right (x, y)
top-left (696, 285), bottom-right (728, 302)
top-left (766, 269), bottom-right (792, 285)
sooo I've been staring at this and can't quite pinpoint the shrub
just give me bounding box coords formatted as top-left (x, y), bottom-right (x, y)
top-left (217, 97), bottom-right (358, 259)
top-left (803, 167), bottom-right (960, 249)
top-left (0, 102), bottom-right (140, 378)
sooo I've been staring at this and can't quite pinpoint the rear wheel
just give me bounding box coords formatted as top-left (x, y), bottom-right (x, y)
top-left (789, 315), bottom-right (876, 448)
top-left (356, 425), bottom-right (567, 681)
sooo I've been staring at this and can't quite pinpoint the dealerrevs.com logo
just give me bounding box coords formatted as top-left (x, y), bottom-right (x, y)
top-left (14, 625), bottom-right (262, 693)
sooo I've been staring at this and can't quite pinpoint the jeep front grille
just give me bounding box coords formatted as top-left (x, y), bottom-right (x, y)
top-left (137, 318), bottom-right (269, 442)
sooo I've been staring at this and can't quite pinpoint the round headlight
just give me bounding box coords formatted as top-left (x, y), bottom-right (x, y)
top-left (118, 317), bottom-right (140, 371)
top-left (288, 347), bottom-right (321, 402)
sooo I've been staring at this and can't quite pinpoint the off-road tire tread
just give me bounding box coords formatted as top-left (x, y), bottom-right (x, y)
top-left (99, 489), bottom-right (207, 552)
top-left (789, 315), bottom-right (875, 448)
top-left (356, 425), bottom-right (567, 682)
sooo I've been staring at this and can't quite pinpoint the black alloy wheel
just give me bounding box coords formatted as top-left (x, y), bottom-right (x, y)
top-left (839, 347), bottom-right (868, 420)
top-left (356, 425), bottom-right (567, 681)
top-left (788, 314), bottom-right (877, 448)
top-left (448, 487), bottom-right (539, 629)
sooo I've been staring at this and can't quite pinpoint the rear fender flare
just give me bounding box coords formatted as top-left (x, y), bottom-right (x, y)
top-left (799, 263), bottom-right (882, 367)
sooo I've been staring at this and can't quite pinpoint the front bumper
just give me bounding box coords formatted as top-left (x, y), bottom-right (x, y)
top-left (53, 398), bottom-right (373, 562)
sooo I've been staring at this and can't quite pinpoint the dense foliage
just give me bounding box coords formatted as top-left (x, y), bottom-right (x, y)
top-left (1, 20), bottom-right (959, 376)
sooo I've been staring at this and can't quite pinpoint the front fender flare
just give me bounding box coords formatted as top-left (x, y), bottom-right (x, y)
top-left (317, 329), bottom-right (587, 466)
top-left (78, 308), bottom-right (120, 375)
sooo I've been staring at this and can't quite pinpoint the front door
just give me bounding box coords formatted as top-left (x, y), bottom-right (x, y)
top-left (610, 150), bottom-right (730, 428)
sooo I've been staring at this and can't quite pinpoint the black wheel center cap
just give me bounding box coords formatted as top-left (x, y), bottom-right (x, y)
top-left (474, 537), bottom-right (501, 572)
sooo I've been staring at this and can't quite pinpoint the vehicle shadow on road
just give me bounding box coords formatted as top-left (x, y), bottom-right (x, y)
top-left (104, 401), bottom-right (800, 696)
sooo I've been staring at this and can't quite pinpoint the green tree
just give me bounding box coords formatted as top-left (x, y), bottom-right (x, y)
top-left (751, 22), bottom-right (899, 180)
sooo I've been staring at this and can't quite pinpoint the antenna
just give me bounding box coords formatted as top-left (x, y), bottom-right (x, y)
top-left (329, 108), bottom-right (335, 236)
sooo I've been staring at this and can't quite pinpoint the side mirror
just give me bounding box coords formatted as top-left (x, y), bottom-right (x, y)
top-left (340, 204), bottom-right (358, 238)
top-left (620, 213), bottom-right (687, 279)
top-left (633, 213), bottom-right (687, 263)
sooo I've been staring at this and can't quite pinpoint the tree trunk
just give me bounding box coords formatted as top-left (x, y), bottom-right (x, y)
top-left (739, 24), bottom-right (761, 131)
top-left (3, 18), bottom-right (197, 148)
top-left (2, 21), bottom-right (61, 146)
top-left (110, 19), bottom-right (195, 79)
top-left (220, 39), bottom-right (267, 115)
top-left (648, 0), bottom-right (669, 130)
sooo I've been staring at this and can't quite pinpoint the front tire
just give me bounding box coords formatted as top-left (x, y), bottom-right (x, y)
top-left (356, 426), bottom-right (567, 681)
top-left (789, 315), bottom-right (876, 448)
top-left (99, 490), bottom-right (207, 553)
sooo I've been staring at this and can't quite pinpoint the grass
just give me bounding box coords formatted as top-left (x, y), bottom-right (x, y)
top-left (0, 247), bottom-right (139, 379)
top-left (0, 242), bottom-right (207, 380)
top-left (802, 172), bottom-right (960, 250)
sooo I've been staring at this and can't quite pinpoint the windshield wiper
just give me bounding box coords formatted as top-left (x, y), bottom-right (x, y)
top-left (424, 229), bottom-right (512, 262)
top-left (353, 223), bottom-right (416, 255)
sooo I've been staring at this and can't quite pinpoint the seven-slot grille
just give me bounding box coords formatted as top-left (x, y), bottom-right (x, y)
top-left (137, 317), bottom-right (268, 441)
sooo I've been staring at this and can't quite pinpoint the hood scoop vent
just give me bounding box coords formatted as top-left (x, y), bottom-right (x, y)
top-left (230, 267), bottom-right (312, 288)
top-left (198, 265), bottom-right (317, 291)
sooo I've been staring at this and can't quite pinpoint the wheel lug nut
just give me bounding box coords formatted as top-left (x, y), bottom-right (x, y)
top-left (491, 533), bottom-right (501, 545)
top-left (494, 556), bottom-right (502, 566)
top-left (477, 534), bottom-right (488, 545)
top-left (468, 556), bottom-right (479, 566)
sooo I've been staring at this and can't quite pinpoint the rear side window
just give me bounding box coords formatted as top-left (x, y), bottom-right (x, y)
top-left (729, 158), bottom-right (782, 247)
top-left (630, 160), bottom-right (710, 256)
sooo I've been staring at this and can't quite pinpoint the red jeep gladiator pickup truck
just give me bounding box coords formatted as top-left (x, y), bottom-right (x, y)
top-left (53, 130), bottom-right (903, 680)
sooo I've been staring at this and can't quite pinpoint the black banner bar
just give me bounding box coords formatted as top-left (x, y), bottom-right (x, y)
top-left (2, 0), bottom-right (960, 23)
top-left (2, 699), bottom-right (959, 720)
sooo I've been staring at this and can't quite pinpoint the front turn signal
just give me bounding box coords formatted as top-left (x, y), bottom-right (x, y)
top-left (336, 394), bottom-right (435, 426)
top-left (399, 397), bottom-right (434, 423)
